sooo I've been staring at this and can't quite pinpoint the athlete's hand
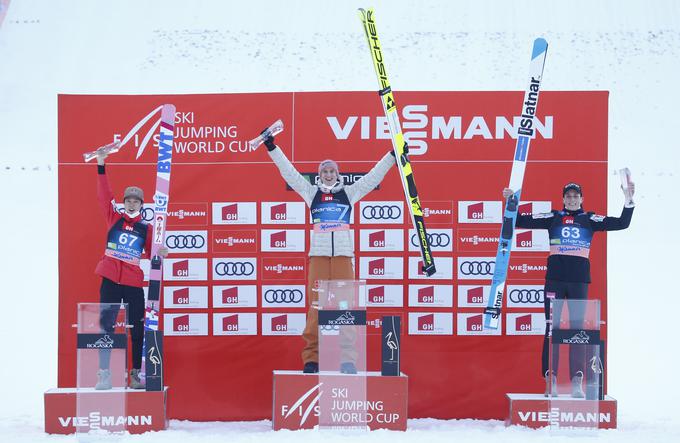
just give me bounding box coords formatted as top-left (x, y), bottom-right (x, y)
top-left (502, 188), bottom-right (514, 199)
top-left (158, 246), bottom-right (169, 258)
top-left (389, 143), bottom-right (409, 158)
top-left (261, 128), bottom-right (277, 152)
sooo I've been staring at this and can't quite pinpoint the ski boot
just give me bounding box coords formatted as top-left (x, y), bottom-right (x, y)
top-left (129, 368), bottom-right (145, 389)
top-left (95, 369), bottom-right (112, 390)
top-left (571, 371), bottom-right (585, 398)
top-left (303, 362), bottom-right (319, 374)
top-left (544, 371), bottom-right (557, 397)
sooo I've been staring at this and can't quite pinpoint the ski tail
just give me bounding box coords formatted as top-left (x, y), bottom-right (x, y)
top-left (358, 7), bottom-right (435, 276)
top-left (483, 38), bottom-right (549, 330)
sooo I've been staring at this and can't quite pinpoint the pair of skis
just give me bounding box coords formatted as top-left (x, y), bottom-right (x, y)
top-left (356, 8), bottom-right (550, 327)
top-left (85, 104), bottom-right (176, 390)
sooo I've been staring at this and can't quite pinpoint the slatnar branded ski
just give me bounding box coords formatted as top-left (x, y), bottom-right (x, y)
top-left (143, 104), bottom-right (176, 390)
top-left (483, 39), bottom-right (548, 330)
top-left (358, 7), bottom-right (435, 276)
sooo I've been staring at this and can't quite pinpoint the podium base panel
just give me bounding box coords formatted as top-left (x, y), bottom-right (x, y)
top-left (273, 370), bottom-right (407, 431)
top-left (44, 387), bottom-right (169, 434)
top-left (506, 393), bottom-right (617, 429)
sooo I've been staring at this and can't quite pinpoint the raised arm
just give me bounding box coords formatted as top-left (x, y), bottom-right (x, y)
top-left (96, 153), bottom-right (119, 226)
top-left (502, 188), bottom-right (555, 229)
top-left (591, 182), bottom-right (636, 232)
top-left (345, 151), bottom-right (396, 204)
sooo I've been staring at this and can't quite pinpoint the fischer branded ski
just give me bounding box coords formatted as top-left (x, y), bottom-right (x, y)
top-left (483, 38), bottom-right (548, 330)
top-left (142, 104), bottom-right (176, 391)
top-left (358, 7), bottom-right (435, 276)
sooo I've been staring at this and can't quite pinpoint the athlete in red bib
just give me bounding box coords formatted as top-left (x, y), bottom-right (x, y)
top-left (94, 151), bottom-right (168, 390)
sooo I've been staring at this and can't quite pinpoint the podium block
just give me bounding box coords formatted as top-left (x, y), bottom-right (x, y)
top-left (44, 387), bottom-right (169, 434)
top-left (506, 393), bottom-right (617, 429)
top-left (273, 370), bottom-right (408, 431)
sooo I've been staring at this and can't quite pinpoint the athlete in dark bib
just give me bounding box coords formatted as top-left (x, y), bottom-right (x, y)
top-left (503, 181), bottom-right (635, 397)
top-left (94, 151), bottom-right (168, 390)
top-left (261, 128), bottom-right (397, 373)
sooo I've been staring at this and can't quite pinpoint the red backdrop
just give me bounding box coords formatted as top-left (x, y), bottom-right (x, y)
top-left (57, 91), bottom-right (608, 420)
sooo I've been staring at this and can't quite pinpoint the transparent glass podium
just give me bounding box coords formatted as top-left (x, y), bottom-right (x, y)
top-left (317, 280), bottom-right (368, 430)
top-left (76, 303), bottom-right (129, 438)
top-left (547, 298), bottom-right (603, 433)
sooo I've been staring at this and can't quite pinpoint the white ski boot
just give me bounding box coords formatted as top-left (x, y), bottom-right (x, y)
top-left (544, 371), bottom-right (557, 397)
top-left (95, 369), bottom-right (112, 390)
top-left (571, 371), bottom-right (585, 398)
top-left (129, 368), bottom-right (145, 389)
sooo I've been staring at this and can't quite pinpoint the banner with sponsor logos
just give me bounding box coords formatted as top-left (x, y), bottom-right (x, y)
top-left (57, 91), bottom-right (608, 421)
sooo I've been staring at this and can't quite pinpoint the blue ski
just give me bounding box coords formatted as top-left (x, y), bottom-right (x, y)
top-left (483, 39), bottom-right (548, 330)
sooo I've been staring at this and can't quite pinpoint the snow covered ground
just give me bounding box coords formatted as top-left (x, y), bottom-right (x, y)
top-left (1, 0), bottom-right (680, 441)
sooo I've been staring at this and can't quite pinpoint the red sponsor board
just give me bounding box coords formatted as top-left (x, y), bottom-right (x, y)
top-left (508, 257), bottom-right (550, 281)
top-left (421, 201), bottom-right (454, 224)
top-left (167, 202), bottom-right (209, 226)
top-left (506, 394), bottom-right (617, 429)
top-left (261, 257), bottom-right (306, 280)
top-left (44, 388), bottom-right (169, 434)
top-left (272, 371), bottom-right (408, 430)
top-left (457, 228), bottom-right (500, 253)
top-left (212, 230), bottom-right (258, 253)
top-left (58, 92), bottom-right (608, 422)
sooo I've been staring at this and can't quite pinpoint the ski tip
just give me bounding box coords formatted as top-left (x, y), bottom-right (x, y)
top-left (161, 104), bottom-right (176, 121)
top-left (532, 38), bottom-right (548, 59)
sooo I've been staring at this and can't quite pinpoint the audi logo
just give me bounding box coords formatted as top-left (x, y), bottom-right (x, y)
top-left (215, 262), bottom-right (255, 276)
top-left (166, 234), bottom-right (205, 249)
top-left (117, 206), bottom-right (154, 222)
top-left (362, 205), bottom-right (401, 220)
top-left (459, 260), bottom-right (494, 276)
top-left (411, 232), bottom-right (450, 248)
top-left (264, 289), bottom-right (303, 303)
top-left (509, 289), bottom-right (544, 303)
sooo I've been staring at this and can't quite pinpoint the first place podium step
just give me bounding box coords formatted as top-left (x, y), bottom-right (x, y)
top-left (273, 370), bottom-right (408, 431)
top-left (44, 387), bottom-right (169, 434)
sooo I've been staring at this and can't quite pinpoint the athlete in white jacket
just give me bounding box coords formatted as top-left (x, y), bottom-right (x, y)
top-left (263, 131), bottom-right (396, 373)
